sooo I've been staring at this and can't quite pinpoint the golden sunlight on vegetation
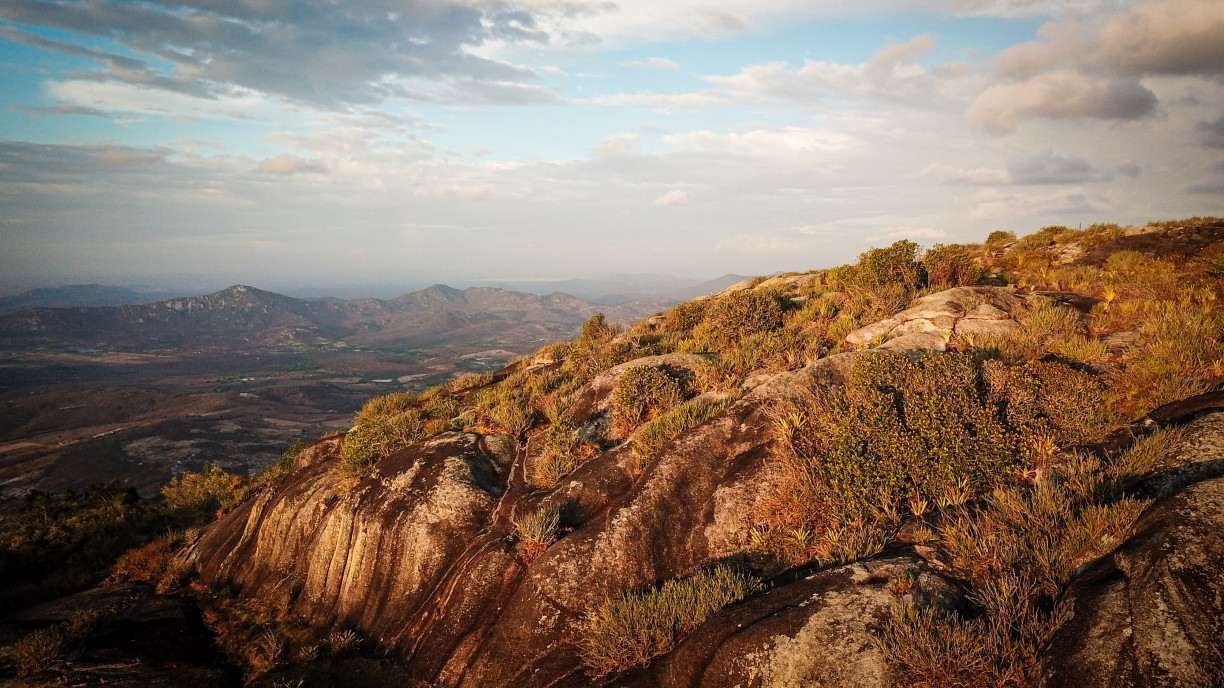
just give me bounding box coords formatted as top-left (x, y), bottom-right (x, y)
top-left (577, 564), bottom-right (762, 677)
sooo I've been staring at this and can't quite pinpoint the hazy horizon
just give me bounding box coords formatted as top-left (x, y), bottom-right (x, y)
top-left (2, 0), bottom-right (1222, 284)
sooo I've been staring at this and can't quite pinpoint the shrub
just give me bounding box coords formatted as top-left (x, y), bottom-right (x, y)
top-left (632, 396), bottom-right (734, 459)
top-left (922, 243), bottom-right (983, 289)
top-left (689, 290), bottom-right (786, 352)
top-left (110, 531), bottom-right (183, 584)
top-left (327, 629), bottom-right (361, 656)
top-left (882, 459), bottom-right (1149, 686)
top-left (252, 438), bottom-right (307, 488)
top-left (448, 372), bottom-right (496, 393)
top-left (162, 465), bottom-right (246, 518)
top-left (1112, 300), bottom-right (1223, 417)
top-left (479, 385), bottom-right (536, 436)
top-left (610, 365), bottom-right (691, 435)
top-left (758, 351), bottom-right (1107, 565)
top-left (970, 296), bottom-right (1084, 364)
top-left (663, 299), bottom-right (709, 334)
top-left (530, 422), bottom-right (597, 487)
top-left (11, 626), bottom-right (64, 677)
top-left (340, 393), bottom-right (427, 475)
top-left (577, 564), bottom-right (762, 677)
top-left (856, 238), bottom-right (920, 295)
top-left (569, 314), bottom-right (629, 383)
top-left (514, 505), bottom-right (560, 563)
top-left (985, 230), bottom-right (1016, 247)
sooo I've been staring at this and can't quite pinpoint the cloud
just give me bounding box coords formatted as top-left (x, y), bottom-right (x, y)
top-left (653, 189), bottom-right (690, 206)
top-left (1098, 0), bottom-right (1224, 76)
top-left (624, 57), bottom-right (679, 70)
top-left (257, 156), bottom-right (328, 176)
top-left (591, 34), bottom-right (963, 111)
top-left (706, 33), bottom-right (948, 104)
top-left (1, 0), bottom-right (553, 109)
top-left (1006, 153), bottom-right (1109, 185)
top-left (1198, 116), bottom-right (1224, 149)
top-left (924, 163), bottom-right (1010, 185)
top-left (584, 91), bottom-right (730, 108)
top-left (594, 133), bottom-right (641, 157)
top-left (974, 0), bottom-right (1222, 133)
top-left (1117, 161), bottom-right (1142, 178)
top-left (969, 71), bottom-right (1156, 134)
top-left (663, 127), bottom-right (858, 156)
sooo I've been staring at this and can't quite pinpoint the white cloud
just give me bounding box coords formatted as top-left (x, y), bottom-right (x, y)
top-left (624, 57), bottom-right (679, 70)
top-left (663, 127), bottom-right (858, 155)
top-left (653, 189), bottom-right (690, 206)
top-left (969, 70), bottom-right (1156, 134)
top-left (257, 155), bottom-right (328, 176)
top-left (593, 133), bottom-right (641, 157)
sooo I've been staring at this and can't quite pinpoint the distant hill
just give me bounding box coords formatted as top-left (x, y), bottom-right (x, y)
top-left (0, 284), bottom-right (184, 315)
top-left (0, 284), bottom-right (670, 351)
top-left (470, 273), bottom-right (749, 304)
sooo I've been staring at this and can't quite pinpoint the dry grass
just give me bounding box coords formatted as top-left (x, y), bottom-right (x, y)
top-left (631, 395), bottom-right (734, 460)
top-left (514, 505), bottom-right (560, 563)
top-left (577, 564), bottom-right (762, 677)
top-left (880, 456), bottom-right (1151, 687)
top-left (340, 392), bottom-right (427, 475)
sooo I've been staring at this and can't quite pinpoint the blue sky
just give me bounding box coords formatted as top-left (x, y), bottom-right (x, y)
top-left (0, 0), bottom-right (1221, 290)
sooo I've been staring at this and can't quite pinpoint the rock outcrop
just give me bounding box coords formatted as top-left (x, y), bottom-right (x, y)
top-left (1045, 412), bottom-right (1224, 687)
top-left (624, 556), bottom-right (959, 688)
top-left (844, 286), bottom-right (1024, 352)
top-left (185, 286), bottom-right (1224, 688)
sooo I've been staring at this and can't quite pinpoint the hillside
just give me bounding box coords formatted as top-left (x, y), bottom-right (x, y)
top-left (2, 218), bottom-right (1222, 687)
top-left (0, 284), bottom-right (184, 315)
top-left (0, 284), bottom-right (668, 351)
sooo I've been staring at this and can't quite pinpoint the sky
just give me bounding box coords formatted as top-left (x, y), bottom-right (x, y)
top-left (0, 0), bottom-right (1222, 289)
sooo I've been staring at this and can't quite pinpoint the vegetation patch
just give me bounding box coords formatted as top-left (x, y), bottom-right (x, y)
top-left (514, 505), bottom-right (561, 563)
top-left (756, 351), bottom-right (1107, 565)
top-left (610, 364), bottom-right (693, 436)
top-left (879, 456), bottom-right (1149, 686)
top-left (577, 564), bottom-right (762, 677)
top-left (631, 395), bottom-right (734, 460)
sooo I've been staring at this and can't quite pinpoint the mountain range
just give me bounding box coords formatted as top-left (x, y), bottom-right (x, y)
top-left (0, 283), bottom-right (679, 351)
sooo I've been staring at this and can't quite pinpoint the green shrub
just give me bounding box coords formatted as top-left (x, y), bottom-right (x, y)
top-left (251, 438), bottom-right (308, 488)
top-left (610, 365), bottom-right (691, 435)
top-left (577, 564), bottom-right (762, 677)
top-left (854, 240), bottom-right (925, 297)
top-left (985, 230), bottom-right (1015, 247)
top-left (922, 243), bottom-right (983, 289)
top-left (759, 351), bottom-right (1107, 564)
top-left (569, 314), bottom-right (630, 383)
top-left (530, 422), bottom-right (594, 487)
top-left (689, 290), bottom-right (786, 352)
top-left (162, 465), bottom-right (246, 517)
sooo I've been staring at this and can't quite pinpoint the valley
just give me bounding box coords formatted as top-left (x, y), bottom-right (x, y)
top-left (0, 283), bottom-right (682, 495)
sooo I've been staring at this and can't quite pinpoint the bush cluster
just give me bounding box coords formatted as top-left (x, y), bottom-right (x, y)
top-left (577, 564), bottom-right (761, 677)
top-left (757, 351), bottom-right (1107, 565)
top-left (610, 365), bottom-right (692, 435)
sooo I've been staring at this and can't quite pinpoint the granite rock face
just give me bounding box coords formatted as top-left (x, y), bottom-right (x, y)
top-left (186, 293), bottom-right (1224, 688)
top-left (1045, 413), bottom-right (1224, 688)
top-left (843, 286), bottom-right (1025, 352)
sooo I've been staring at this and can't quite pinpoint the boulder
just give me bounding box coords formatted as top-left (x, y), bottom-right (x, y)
top-left (843, 287), bottom-right (1024, 351)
